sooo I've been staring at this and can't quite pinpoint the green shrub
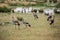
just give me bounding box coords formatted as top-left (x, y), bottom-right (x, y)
top-left (9, 3), bottom-right (17, 6)
top-left (0, 7), bottom-right (11, 13)
top-left (33, 3), bottom-right (47, 7)
top-left (9, 3), bottom-right (25, 7)
top-left (55, 3), bottom-right (60, 8)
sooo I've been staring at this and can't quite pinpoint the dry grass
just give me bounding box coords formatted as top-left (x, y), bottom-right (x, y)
top-left (0, 13), bottom-right (60, 40)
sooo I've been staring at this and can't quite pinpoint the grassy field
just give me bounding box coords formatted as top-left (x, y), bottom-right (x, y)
top-left (0, 13), bottom-right (60, 40)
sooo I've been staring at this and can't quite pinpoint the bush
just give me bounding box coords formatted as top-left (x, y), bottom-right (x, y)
top-left (55, 3), bottom-right (60, 8)
top-left (0, 7), bottom-right (11, 13)
top-left (33, 3), bottom-right (47, 7)
top-left (9, 3), bottom-right (25, 6)
top-left (9, 3), bottom-right (17, 6)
